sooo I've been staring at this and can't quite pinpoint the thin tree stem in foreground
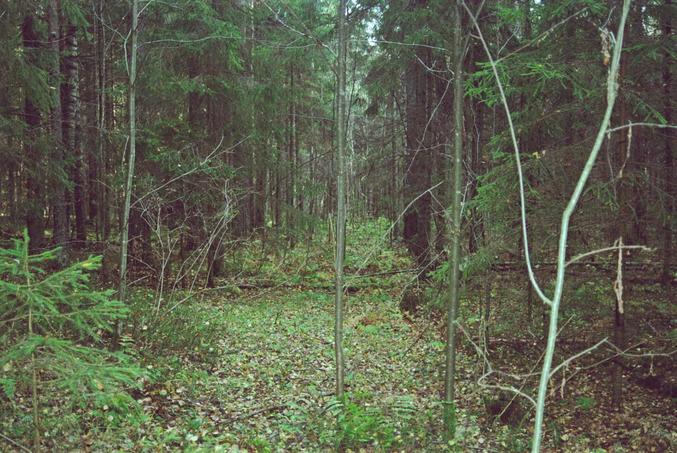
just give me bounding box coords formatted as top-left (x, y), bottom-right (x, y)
top-left (443, 0), bottom-right (465, 440)
top-left (334, 0), bottom-right (347, 399)
top-left (462, 0), bottom-right (631, 449)
top-left (117, 0), bottom-right (139, 344)
top-left (531, 1), bottom-right (631, 449)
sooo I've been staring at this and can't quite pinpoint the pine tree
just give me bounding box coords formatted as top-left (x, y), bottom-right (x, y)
top-left (0, 232), bottom-right (142, 450)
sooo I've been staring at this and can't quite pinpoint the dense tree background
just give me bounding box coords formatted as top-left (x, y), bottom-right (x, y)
top-left (0, 0), bottom-right (673, 281)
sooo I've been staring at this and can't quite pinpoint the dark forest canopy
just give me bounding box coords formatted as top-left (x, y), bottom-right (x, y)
top-left (0, 0), bottom-right (674, 451)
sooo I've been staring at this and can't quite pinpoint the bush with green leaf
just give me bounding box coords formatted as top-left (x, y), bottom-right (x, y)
top-left (0, 232), bottom-right (143, 446)
top-left (327, 397), bottom-right (395, 450)
top-left (319, 392), bottom-right (427, 451)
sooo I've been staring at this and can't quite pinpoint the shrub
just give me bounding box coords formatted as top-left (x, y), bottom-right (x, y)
top-left (324, 395), bottom-right (397, 450)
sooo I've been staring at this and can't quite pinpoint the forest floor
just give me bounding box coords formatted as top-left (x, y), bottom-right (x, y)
top-left (2, 221), bottom-right (675, 452)
top-left (65, 284), bottom-right (677, 452)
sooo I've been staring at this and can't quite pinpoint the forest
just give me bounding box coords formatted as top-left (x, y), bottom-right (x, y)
top-left (0, 0), bottom-right (675, 451)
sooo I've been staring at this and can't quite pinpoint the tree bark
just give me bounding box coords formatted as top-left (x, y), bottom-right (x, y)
top-left (7, 160), bottom-right (17, 222)
top-left (334, 0), bottom-right (347, 399)
top-left (286, 63), bottom-right (297, 243)
top-left (82, 39), bottom-right (99, 238)
top-left (118, 0), bottom-right (139, 342)
top-left (62, 23), bottom-right (86, 243)
top-left (47, 0), bottom-right (68, 256)
top-left (21, 15), bottom-right (45, 251)
top-left (611, 20), bottom-right (637, 411)
top-left (660, 0), bottom-right (674, 287)
top-left (403, 43), bottom-right (432, 271)
top-left (529, 2), bottom-right (631, 449)
top-left (97, 0), bottom-right (110, 241)
top-left (444, 0), bottom-right (464, 438)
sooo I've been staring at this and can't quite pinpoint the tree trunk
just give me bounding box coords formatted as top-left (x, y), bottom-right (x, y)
top-left (402, 1), bottom-right (433, 272)
top-left (47, 0), bottom-right (68, 256)
top-left (274, 150), bottom-right (281, 228)
top-left (62, 23), bottom-right (86, 243)
top-left (444, 0), bottom-right (464, 438)
top-left (84, 37), bottom-right (99, 238)
top-left (631, 130), bottom-right (647, 244)
top-left (660, 0), bottom-right (674, 287)
top-left (403, 74), bottom-right (432, 269)
top-left (7, 161), bottom-right (16, 222)
top-left (334, 0), bottom-right (347, 399)
top-left (97, 0), bottom-right (110, 241)
top-left (467, 89), bottom-right (484, 255)
top-left (21, 15), bottom-right (45, 251)
top-left (206, 240), bottom-right (224, 288)
top-left (286, 63), bottom-right (297, 243)
top-left (391, 94), bottom-right (404, 240)
top-left (612, 240), bottom-right (626, 411)
top-left (118, 0), bottom-right (139, 342)
top-left (611, 38), bottom-right (634, 412)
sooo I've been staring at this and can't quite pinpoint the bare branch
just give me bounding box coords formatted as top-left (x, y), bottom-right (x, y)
top-left (461, 0), bottom-right (551, 306)
top-left (0, 432), bottom-right (31, 453)
top-left (565, 244), bottom-right (652, 267)
top-left (606, 122), bottom-right (677, 133)
top-left (496, 9), bottom-right (590, 63)
top-left (132, 135), bottom-right (249, 208)
top-left (549, 337), bottom-right (609, 379)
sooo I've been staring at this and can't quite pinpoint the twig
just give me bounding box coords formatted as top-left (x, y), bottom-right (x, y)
top-left (355, 181), bottom-right (444, 275)
top-left (461, 0), bottom-right (552, 307)
top-left (565, 244), bottom-right (652, 267)
top-left (495, 9), bottom-right (589, 63)
top-left (400, 319), bottom-right (443, 358)
top-left (566, 341), bottom-right (676, 383)
top-left (0, 431), bottom-right (32, 453)
top-left (606, 122), bottom-right (677, 133)
top-left (132, 135), bottom-right (248, 207)
top-left (141, 34), bottom-right (239, 48)
top-left (549, 337), bottom-right (609, 379)
top-left (455, 321), bottom-right (536, 407)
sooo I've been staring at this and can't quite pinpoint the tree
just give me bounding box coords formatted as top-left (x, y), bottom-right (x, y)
top-left (660, 0), bottom-right (674, 288)
top-left (334, 0), bottom-right (348, 400)
top-left (530, 5), bottom-right (631, 449)
top-left (21, 14), bottom-right (45, 251)
top-left (118, 0), bottom-right (139, 340)
top-left (402, 0), bottom-right (434, 272)
top-left (444, 0), bottom-right (465, 438)
top-left (0, 232), bottom-right (141, 451)
top-left (47, 0), bottom-right (68, 258)
top-left (464, 0), bottom-right (632, 449)
top-left (61, 21), bottom-right (86, 243)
